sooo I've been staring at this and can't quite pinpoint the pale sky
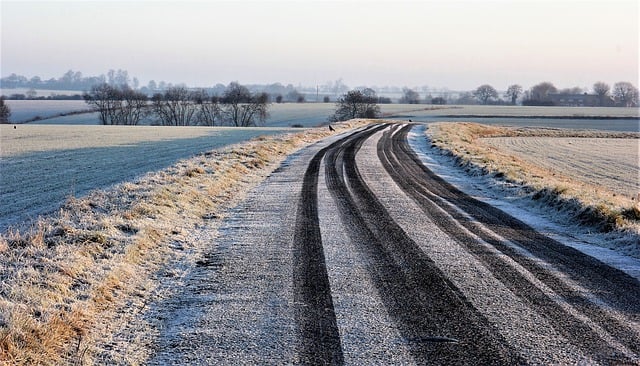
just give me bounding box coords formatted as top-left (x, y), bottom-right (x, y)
top-left (1, 0), bottom-right (638, 91)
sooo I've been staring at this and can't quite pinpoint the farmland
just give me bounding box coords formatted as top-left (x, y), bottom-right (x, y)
top-left (8, 99), bottom-right (638, 129)
top-left (1, 119), bottom-right (639, 364)
top-left (426, 122), bottom-right (640, 252)
top-left (0, 125), bottom-right (299, 231)
top-left (483, 136), bottom-right (639, 199)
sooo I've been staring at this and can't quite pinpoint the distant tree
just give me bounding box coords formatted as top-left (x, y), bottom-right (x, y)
top-left (332, 78), bottom-right (349, 96)
top-left (612, 81), bottom-right (639, 107)
top-left (455, 92), bottom-right (477, 105)
top-left (323, 96), bottom-right (330, 103)
top-left (0, 97), bottom-right (11, 123)
top-left (528, 82), bottom-right (557, 103)
top-left (329, 89), bottom-right (381, 122)
top-left (472, 84), bottom-right (498, 105)
top-left (193, 89), bottom-right (221, 126)
top-left (220, 82), bottom-right (270, 127)
top-left (152, 86), bottom-right (199, 126)
top-left (431, 97), bottom-right (447, 105)
top-left (275, 95), bottom-right (283, 103)
top-left (377, 96), bottom-right (392, 104)
top-left (286, 89), bottom-right (304, 103)
top-left (26, 88), bottom-right (37, 99)
top-left (504, 84), bottom-right (523, 105)
top-left (84, 83), bottom-right (148, 125)
top-left (399, 87), bottom-right (420, 104)
top-left (592, 82), bottom-right (610, 106)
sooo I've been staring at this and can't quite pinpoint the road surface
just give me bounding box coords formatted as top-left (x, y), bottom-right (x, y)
top-left (148, 123), bottom-right (640, 365)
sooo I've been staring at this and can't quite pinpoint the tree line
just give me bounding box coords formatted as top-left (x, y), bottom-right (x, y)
top-left (83, 82), bottom-right (269, 127)
top-left (395, 81), bottom-right (638, 107)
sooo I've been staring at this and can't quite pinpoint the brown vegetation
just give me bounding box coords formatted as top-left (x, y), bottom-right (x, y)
top-left (427, 122), bottom-right (640, 236)
top-left (0, 120), bottom-right (369, 365)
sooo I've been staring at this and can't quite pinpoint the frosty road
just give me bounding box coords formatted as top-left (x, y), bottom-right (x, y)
top-left (149, 123), bottom-right (640, 364)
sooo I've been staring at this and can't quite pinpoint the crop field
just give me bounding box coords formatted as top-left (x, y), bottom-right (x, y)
top-left (0, 124), bottom-right (298, 230)
top-left (483, 137), bottom-right (639, 199)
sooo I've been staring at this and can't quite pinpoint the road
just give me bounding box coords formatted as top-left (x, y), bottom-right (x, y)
top-left (148, 123), bottom-right (640, 365)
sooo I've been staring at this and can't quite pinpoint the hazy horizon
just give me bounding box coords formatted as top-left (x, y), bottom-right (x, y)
top-left (1, 0), bottom-right (638, 91)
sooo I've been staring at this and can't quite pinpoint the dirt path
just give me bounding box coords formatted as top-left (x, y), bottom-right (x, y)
top-left (145, 123), bottom-right (640, 364)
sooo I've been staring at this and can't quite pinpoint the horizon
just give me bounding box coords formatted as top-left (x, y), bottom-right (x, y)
top-left (1, 0), bottom-right (638, 91)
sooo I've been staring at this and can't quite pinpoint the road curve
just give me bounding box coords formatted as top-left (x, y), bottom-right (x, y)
top-left (149, 123), bottom-right (640, 365)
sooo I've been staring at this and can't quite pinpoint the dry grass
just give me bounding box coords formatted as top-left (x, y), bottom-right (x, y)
top-left (0, 119), bottom-right (370, 365)
top-left (427, 122), bottom-right (640, 236)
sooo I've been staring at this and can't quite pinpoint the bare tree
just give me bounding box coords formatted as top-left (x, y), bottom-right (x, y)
top-left (523, 81), bottom-right (558, 105)
top-left (593, 82), bottom-right (610, 106)
top-left (612, 81), bottom-right (639, 107)
top-left (399, 87), bottom-right (420, 104)
top-left (152, 86), bottom-right (199, 126)
top-left (329, 89), bottom-right (381, 122)
top-left (504, 84), bottom-right (523, 105)
top-left (84, 83), bottom-right (148, 125)
top-left (193, 90), bottom-right (221, 126)
top-left (472, 84), bottom-right (498, 105)
top-left (220, 82), bottom-right (270, 127)
top-left (0, 96), bottom-right (11, 123)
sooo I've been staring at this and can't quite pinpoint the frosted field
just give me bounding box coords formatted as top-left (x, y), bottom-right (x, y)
top-left (4, 100), bottom-right (89, 122)
top-left (483, 137), bottom-right (640, 199)
top-left (7, 100), bottom-right (432, 126)
top-left (396, 105), bottom-right (640, 117)
top-left (0, 124), bottom-right (297, 230)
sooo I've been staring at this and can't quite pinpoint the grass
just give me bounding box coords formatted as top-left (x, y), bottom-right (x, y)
top-left (427, 122), bottom-right (640, 237)
top-left (0, 119), bottom-right (370, 365)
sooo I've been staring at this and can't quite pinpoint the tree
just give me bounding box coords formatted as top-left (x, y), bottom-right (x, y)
top-left (84, 83), bottom-right (148, 125)
top-left (193, 89), bottom-right (221, 126)
top-left (529, 82), bottom-right (557, 103)
top-left (329, 89), bottom-right (381, 122)
top-left (399, 87), bottom-right (420, 104)
top-left (0, 97), bottom-right (11, 123)
top-left (504, 84), bottom-right (523, 105)
top-left (431, 97), bottom-right (447, 105)
top-left (152, 86), bottom-right (199, 126)
top-left (220, 82), bottom-right (270, 127)
top-left (612, 81), bottom-right (639, 107)
top-left (26, 88), bottom-right (37, 99)
top-left (592, 82), bottom-right (610, 106)
top-left (472, 84), bottom-right (498, 105)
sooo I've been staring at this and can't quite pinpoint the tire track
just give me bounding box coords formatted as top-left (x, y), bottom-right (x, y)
top-left (321, 124), bottom-right (522, 364)
top-left (379, 123), bottom-right (640, 362)
top-left (292, 125), bottom-right (381, 364)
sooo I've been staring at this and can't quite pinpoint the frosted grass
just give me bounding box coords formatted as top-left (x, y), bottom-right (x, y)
top-left (0, 125), bottom-right (297, 230)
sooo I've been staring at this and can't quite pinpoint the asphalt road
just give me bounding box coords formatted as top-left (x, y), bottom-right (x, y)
top-left (148, 123), bottom-right (640, 365)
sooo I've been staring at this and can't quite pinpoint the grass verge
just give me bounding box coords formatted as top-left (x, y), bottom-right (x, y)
top-left (426, 122), bottom-right (639, 252)
top-left (0, 119), bottom-right (369, 365)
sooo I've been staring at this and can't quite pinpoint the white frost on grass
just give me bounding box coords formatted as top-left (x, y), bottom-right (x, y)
top-left (0, 125), bottom-right (297, 231)
top-left (408, 124), bottom-right (640, 281)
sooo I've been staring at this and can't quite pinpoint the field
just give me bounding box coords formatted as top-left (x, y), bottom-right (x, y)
top-left (9, 100), bottom-right (637, 128)
top-left (0, 120), bottom-right (367, 365)
top-left (4, 100), bottom-right (90, 122)
top-left (0, 125), bottom-right (299, 231)
top-left (427, 122), bottom-right (640, 240)
top-left (483, 137), bottom-right (639, 199)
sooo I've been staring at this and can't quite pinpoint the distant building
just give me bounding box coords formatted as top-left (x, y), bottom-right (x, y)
top-left (548, 93), bottom-right (615, 107)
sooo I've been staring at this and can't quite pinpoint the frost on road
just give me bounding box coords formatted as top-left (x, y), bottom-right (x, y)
top-left (147, 124), bottom-right (640, 365)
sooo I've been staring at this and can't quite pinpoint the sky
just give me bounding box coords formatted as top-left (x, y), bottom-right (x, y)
top-left (1, 0), bottom-right (638, 91)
